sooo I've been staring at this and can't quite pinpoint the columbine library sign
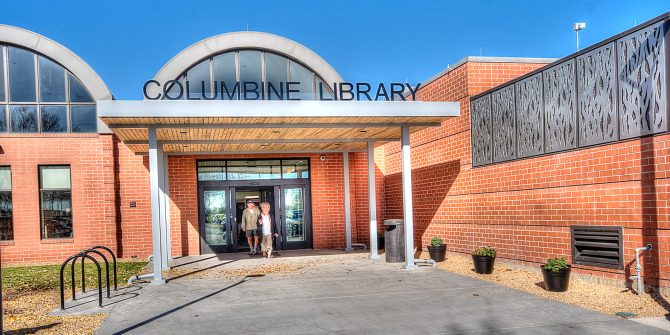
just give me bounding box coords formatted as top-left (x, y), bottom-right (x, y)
top-left (143, 80), bottom-right (422, 101)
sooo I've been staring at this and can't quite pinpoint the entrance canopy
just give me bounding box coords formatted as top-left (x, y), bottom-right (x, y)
top-left (97, 99), bottom-right (459, 154)
top-left (98, 98), bottom-right (459, 284)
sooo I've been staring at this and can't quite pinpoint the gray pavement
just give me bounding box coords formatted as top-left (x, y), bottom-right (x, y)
top-left (80, 253), bottom-right (667, 334)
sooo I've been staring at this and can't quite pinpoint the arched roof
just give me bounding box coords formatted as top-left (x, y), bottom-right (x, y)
top-left (0, 24), bottom-right (113, 101)
top-left (153, 31), bottom-right (343, 85)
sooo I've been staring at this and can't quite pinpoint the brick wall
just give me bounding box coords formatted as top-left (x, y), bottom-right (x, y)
top-left (0, 134), bottom-right (117, 264)
top-left (381, 60), bottom-right (670, 290)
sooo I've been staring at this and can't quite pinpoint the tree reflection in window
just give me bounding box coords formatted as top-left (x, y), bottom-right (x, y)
top-left (11, 105), bottom-right (38, 132)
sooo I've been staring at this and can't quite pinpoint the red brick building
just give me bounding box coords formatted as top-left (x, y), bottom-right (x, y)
top-left (0, 13), bottom-right (668, 293)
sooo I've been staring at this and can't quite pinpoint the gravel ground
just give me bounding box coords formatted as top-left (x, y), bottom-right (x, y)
top-left (3, 290), bottom-right (106, 335)
top-left (165, 253), bottom-right (368, 281)
top-left (429, 251), bottom-right (670, 318)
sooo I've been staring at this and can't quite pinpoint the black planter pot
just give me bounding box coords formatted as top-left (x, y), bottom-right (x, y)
top-left (541, 265), bottom-right (571, 292)
top-left (472, 255), bottom-right (495, 274)
top-left (427, 245), bottom-right (446, 262)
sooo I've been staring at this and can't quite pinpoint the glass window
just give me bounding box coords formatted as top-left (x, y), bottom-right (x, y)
top-left (265, 53), bottom-right (288, 100)
top-left (289, 61), bottom-right (314, 100)
top-left (41, 105), bottom-right (67, 133)
top-left (39, 57), bottom-right (66, 102)
top-left (186, 60), bottom-right (211, 99)
top-left (282, 159), bottom-right (309, 179)
top-left (316, 78), bottom-right (333, 100)
top-left (212, 53), bottom-right (237, 100)
top-left (239, 51), bottom-right (262, 99)
top-left (8, 47), bottom-right (36, 102)
top-left (68, 73), bottom-right (93, 102)
top-left (11, 105), bottom-right (38, 132)
top-left (227, 160), bottom-right (281, 180)
top-left (197, 161), bottom-right (226, 181)
top-left (71, 105), bottom-right (96, 132)
top-left (0, 47), bottom-right (5, 101)
top-left (0, 106), bottom-right (7, 133)
top-left (40, 166), bottom-right (72, 239)
top-left (0, 167), bottom-right (13, 241)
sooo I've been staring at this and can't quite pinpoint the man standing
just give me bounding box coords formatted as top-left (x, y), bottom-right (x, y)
top-left (241, 200), bottom-right (260, 255)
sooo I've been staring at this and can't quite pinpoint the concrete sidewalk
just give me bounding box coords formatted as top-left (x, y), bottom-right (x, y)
top-left (91, 254), bottom-right (667, 335)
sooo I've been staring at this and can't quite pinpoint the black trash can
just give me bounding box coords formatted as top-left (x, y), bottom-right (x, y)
top-left (384, 219), bottom-right (405, 263)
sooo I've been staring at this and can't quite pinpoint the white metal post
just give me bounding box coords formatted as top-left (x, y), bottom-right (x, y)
top-left (148, 127), bottom-right (165, 284)
top-left (401, 126), bottom-right (416, 270)
top-left (367, 142), bottom-right (380, 259)
top-left (343, 151), bottom-right (353, 252)
top-left (158, 149), bottom-right (169, 270)
top-left (163, 152), bottom-right (172, 260)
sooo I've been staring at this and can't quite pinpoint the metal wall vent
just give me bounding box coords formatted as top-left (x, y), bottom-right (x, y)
top-left (571, 225), bottom-right (624, 269)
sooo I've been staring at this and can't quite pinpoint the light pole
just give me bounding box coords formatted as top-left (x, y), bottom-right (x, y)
top-left (573, 22), bottom-right (586, 51)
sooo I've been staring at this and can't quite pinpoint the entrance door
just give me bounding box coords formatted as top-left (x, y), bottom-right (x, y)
top-left (198, 185), bottom-right (233, 253)
top-left (232, 186), bottom-right (275, 252)
top-left (279, 185), bottom-right (311, 250)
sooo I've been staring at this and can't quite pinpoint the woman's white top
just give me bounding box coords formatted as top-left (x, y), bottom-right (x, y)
top-left (261, 214), bottom-right (271, 235)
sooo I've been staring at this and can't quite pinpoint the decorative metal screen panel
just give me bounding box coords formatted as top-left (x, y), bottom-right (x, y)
top-left (617, 20), bottom-right (668, 139)
top-left (470, 16), bottom-right (669, 167)
top-left (576, 42), bottom-right (618, 147)
top-left (491, 85), bottom-right (516, 162)
top-left (515, 74), bottom-right (544, 158)
top-left (471, 95), bottom-right (492, 166)
top-left (543, 60), bottom-right (577, 153)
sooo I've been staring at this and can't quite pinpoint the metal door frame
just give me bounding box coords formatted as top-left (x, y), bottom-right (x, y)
top-left (197, 184), bottom-right (233, 254)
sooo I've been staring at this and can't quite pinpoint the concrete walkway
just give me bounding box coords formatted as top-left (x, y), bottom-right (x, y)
top-left (86, 252), bottom-right (666, 334)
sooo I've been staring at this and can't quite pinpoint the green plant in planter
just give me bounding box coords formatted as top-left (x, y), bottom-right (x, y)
top-left (472, 246), bottom-right (496, 258)
top-left (430, 237), bottom-right (444, 247)
top-left (544, 256), bottom-right (569, 272)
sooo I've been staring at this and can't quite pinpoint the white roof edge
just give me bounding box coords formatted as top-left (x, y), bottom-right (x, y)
top-left (97, 100), bottom-right (460, 119)
top-left (419, 56), bottom-right (558, 90)
top-left (152, 31), bottom-right (344, 89)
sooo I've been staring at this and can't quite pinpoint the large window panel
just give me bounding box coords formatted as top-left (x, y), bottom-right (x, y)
top-left (226, 160), bottom-right (281, 180)
top-left (265, 53), bottom-right (288, 100)
top-left (0, 167), bottom-right (13, 241)
top-left (68, 73), bottom-right (94, 102)
top-left (39, 57), bottom-right (66, 102)
top-left (71, 105), bottom-right (97, 132)
top-left (40, 166), bottom-right (72, 239)
top-left (281, 159), bottom-right (309, 179)
top-left (8, 47), bottom-right (36, 102)
top-left (0, 106), bottom-right (7, 133)
top-left (0, 47), bottom-right (5, 102)
top-left (289, 61), bottom-right (314, 100)
top-left (186, 60), bottom-right (211, 98)
top-left (41, 105), bottom-right (67, 133)
top-left (213, 53), bottom-right (237, 100)
top-left (11, 105), bottom-right (38, 132)
top-left (239, 51), bottom-right (262, 99)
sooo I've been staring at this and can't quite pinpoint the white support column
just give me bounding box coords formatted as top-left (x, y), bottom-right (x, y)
top-left (401, 126), bottom-right (416, 270)
top-left (163, 152), bottom-right (172, 261)
top-left (158, 149), bottom-right (169, 270)
top-left (148, 127), bottom-right (165, 284)
top-left (343, 151), bottom-right (352, 252)
top-left (367, 142), bottom-right (380, 259)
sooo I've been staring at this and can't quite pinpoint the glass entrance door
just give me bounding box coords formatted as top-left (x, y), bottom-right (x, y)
top-left (199, 186), bottom-right (232, 253)
top-left (280, 185), bottom-right (311, 250)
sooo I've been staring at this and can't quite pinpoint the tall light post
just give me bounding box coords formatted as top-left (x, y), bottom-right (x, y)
top-left (573, 22), bottom-right (586, 51)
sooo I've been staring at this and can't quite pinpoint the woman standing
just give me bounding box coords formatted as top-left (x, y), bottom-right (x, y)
top-left (256, 202), bottom-right (280, 258)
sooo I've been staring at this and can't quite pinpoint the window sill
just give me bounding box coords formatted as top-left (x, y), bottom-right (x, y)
top-left (41, 238), bottom-right (74, 244)
top-left (0, 240), bottom-right (15, 246)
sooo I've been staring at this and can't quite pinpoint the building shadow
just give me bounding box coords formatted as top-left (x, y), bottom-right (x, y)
top-left (383, 160), bottom-right (460, 250)
top-left (111, 274), bottom-right (263, 335)
top-left (4, 323), bottom-right (60, 335)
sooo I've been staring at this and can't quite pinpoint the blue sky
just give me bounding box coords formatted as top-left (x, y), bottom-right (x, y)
top-left (0, 0), bottom-right (667, 99)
